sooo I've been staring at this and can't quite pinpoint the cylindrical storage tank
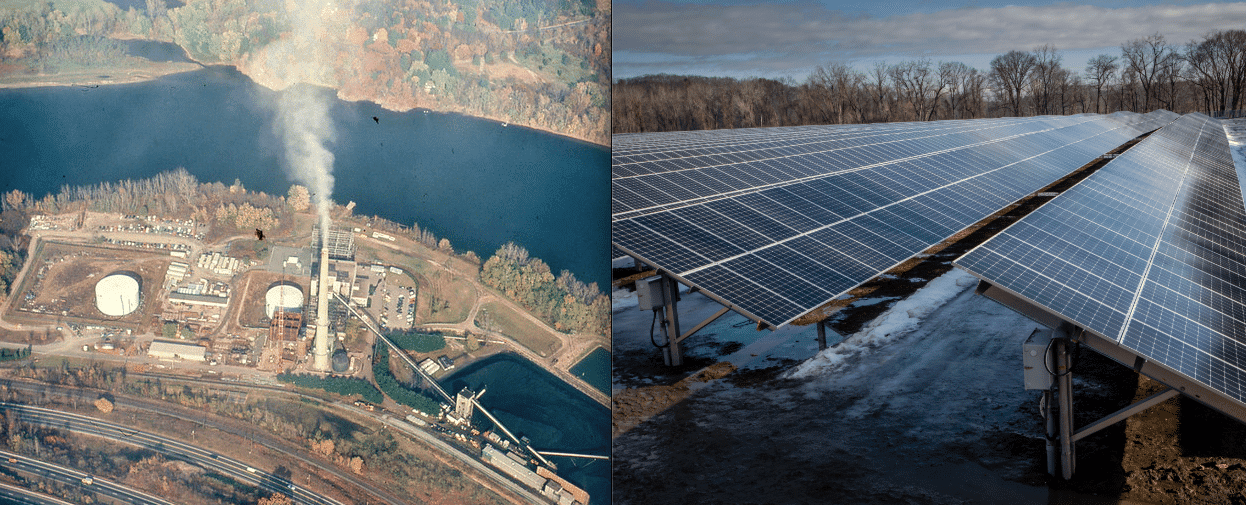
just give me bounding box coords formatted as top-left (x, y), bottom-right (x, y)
top-left (95, 271), bottom-right (141, 317)
top-left (265, 281), bottom-right (305, 318)
top-left (331, 349), bottom-right (350, 373)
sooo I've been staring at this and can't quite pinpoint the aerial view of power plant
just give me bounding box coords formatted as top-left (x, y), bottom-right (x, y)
top-left (0, 0), bottom-right (609, 503)
top-left (611, 0), bottom-right (1246, 503)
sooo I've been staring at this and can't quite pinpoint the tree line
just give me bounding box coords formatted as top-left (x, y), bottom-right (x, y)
top-left (614, 30), bottom-right (1246, 133)
top-left (480, 242), bottom-right (610, 335)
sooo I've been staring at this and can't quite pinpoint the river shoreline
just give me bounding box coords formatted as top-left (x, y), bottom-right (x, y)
top-left (0, 58), bottom-right (606, 147)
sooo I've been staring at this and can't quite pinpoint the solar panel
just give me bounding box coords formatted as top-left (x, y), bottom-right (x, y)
top-left (614, 111), bottom-right (1175, 327)
top-left (955, 112), bottom-right (1246, 406)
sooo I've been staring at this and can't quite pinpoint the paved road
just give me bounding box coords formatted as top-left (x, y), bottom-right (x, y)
top-left (0, 448), bottom-right (174, 505)
top-left (0, 480), bottom-right (74, 505)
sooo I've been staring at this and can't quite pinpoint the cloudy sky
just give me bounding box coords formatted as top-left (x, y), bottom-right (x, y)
top-left (613, 0), bottom-right (1246, 80)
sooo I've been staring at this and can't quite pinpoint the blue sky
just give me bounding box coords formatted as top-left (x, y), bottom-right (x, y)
top-left (613, 0), bottom-right (1246, 80)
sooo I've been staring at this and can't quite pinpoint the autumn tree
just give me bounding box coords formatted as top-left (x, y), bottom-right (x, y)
top-left (287, 184), bottom-right (310, 212)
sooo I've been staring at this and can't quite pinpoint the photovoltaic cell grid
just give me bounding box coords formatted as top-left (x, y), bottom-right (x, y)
top-left (956, 112), bottom-right (1246, 406)
top-left (613, 111), bottom-right (1176, 327)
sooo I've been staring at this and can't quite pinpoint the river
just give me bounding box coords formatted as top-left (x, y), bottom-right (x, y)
top-left (0, 65), bottom-right (610, 289)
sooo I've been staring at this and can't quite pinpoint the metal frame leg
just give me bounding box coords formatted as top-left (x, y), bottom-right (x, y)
top-left (1056, 336), bottom-right (1075, 479)
top-left (662, 275), bottom-right (683, 367)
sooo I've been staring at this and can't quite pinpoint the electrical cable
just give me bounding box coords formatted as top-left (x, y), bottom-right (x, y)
top-left (650, 308), bottom-right (669, 348)
top-left (1042, 334), bottom-right (1080, 377)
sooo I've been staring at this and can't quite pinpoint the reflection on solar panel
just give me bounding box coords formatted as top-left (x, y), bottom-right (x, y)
top-left (956, 112), bottom-right (1246, 406)
top-left (613, 111), bottom-right (1176, 327)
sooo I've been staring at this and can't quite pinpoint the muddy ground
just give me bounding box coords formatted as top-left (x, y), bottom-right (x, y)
top-left (613, 280), bottom-right (1246, 504)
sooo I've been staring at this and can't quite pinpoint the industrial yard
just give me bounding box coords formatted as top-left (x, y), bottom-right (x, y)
top-left (0, 201), bottom-right (605, 505)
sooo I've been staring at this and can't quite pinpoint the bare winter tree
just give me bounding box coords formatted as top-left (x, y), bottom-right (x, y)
top-left (869, 62), bottom-right (893, 122)
top-left (1121, 33), bottom-right (1175, 111)
top-left (938, 61), bottom-right (972, 119)
top-left (990, 50), bottom-right (1039, 116)
top-left (1085, 54), bottom-right (1118, 113)
top-left (1031, 45), bottom-right (1062, 115)
top-left (890, 59), bottom-right (941, 121)
top-left (1183, 29), bottom-right (1246, 113)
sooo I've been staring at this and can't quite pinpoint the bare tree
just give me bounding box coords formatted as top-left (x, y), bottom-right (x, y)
top-left (1121, 33), bottom-right (1175, 111)
top-left (869, 62), bottom-right (893, 122)
top-left (990, 50), bottom-right (1039, 116)
top-left (1031, 45), bottom-right (1062, 114)
top-left (890, 59), bottom-right (943, 121)
top-left (1085, 54), bottom-right (1118, 113)
top-left (1183, 29), bottom-right (1246, 113)
top-left (938, 62), bottom-right (972, 119)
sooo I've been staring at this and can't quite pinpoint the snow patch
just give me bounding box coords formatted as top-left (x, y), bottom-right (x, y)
top-left (784, 268), bottom-right (979, 379)
top-left (612, 287), bottom-right (638, 311)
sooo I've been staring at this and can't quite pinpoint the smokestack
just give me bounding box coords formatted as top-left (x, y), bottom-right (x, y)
top-left (314, 244), bottom-right (331, 371)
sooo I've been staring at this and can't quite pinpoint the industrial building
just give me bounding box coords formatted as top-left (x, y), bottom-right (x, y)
top-left (168, 291), bottom-right (229, 308)
top-left (481, 445), bottom-right (546, 490)
top-left (95, 271), bottom-right (141, 317)
top-left (148, 340), bottom-right (207, 361)
top-left (164, 261), bottom-right (189, 288)
top-left (316, 225), bottom-right (356, 261)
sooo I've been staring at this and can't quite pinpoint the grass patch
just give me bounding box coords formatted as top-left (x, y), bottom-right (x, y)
top-left (422, 277), bottom-right (475, 324)
top-left (478, 301), bottom-right (560, 357)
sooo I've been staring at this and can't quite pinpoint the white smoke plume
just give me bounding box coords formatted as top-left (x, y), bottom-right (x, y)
top-left (277, 85), bottom-right (335, 242)
top-left (269, 1), bottom-right (339, 243)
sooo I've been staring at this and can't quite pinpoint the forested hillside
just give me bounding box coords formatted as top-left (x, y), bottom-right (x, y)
top-left (0, 0), bottom-right (610, 144)
top-left (614, 31), bottom-right (1246, 133)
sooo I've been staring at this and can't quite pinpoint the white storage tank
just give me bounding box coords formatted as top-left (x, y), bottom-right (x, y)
top-left (265, 282), bottom-right (305, 318)
top-left (95, 272), bottom-right (141, 317)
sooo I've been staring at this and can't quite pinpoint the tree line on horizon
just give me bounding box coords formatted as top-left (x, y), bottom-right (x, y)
top-left (613, 30), bottom-right (1246, 133)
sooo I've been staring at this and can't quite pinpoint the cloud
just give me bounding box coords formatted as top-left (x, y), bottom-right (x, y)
top-left (615, 1), bottom-right (1246, 76)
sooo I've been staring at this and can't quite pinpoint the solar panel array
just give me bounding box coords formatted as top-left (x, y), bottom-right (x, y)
top-left (613, 111), bottom-right (1176, 327)
top-left (956, 112), bottom-right (1246, 405)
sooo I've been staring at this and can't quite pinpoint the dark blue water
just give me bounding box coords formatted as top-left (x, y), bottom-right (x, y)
top-left (569, 347), bottom-right (610, 396)
top-left (0, 66), bottom-right (609, 288)
top-left (444, 353), bottom-right (609, 503)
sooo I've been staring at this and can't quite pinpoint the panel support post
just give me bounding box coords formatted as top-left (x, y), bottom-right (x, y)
top-left (1056, 334), bottom-right (1075, 479)
top-left (816, 320), bottom-right (828, 350)
top-left (661, 274), bottom-right (683, 367)
top-left (1044, 388), bottom-right (1056, 477)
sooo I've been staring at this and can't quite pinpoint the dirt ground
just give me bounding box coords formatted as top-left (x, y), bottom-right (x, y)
top-left (5, 241), bottom-right (171, 335)
top-left (611, 131), bottom-right (1246, 504)
top-left (235, 270), bottom-right (309, 328)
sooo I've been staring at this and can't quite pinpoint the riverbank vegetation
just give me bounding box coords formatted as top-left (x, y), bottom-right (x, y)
top-left (0, 0), bottom-right (609, 144)
top-left (372, 343), bottom-right (441, 415)
top-left (614, 31), bottom-right (1246, 133)
top-left (481, 242), bottom-right (608, 336)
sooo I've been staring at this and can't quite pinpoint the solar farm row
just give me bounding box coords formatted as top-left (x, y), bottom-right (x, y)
top-left (612, 111), bottom-right (1177, 327)
top-left (957, 112), bottom-right (1246, 407)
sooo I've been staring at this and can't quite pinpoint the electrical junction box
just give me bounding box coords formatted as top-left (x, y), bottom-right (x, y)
top-left (1024, 328), bottom-right (1055, 390)
top-left (636, 277), bottom-right (666, 311)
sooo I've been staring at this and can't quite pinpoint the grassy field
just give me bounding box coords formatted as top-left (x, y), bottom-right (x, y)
top-left (478, 301), bottom-right (560, 357)
top-left (421, 276), bottom-right (474, 324)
